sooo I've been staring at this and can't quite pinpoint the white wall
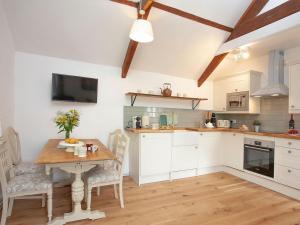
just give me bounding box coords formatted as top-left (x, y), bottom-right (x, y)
top-left (0, 0), bottom-right (14, 131)
top-left (14, 52), bottom-right (213, 175)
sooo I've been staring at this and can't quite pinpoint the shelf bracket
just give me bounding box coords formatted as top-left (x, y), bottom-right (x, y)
top-left (192, 99), bottom-right (201, 110)
top-left (130, 95), bottom-right (137, 107)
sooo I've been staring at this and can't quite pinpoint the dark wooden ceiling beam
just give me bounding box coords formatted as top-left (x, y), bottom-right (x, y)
top-left (121, 1), bottom-right (152, 78)
top-left (227, 0), bottom-right (300, 41)
top-left (152, 2), bottom-right (233, 32)
top-left (111, 0), bottom-right (233, 32)
top-left (197, 0), bottom-right (270, 87)
top-left (197, 53), bottom-right (228, 87)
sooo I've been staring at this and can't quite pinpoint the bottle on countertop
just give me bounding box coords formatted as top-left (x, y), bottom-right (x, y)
top-left (289, 114), bottom-right (295, 130)
top-left (210, 113), bottom-right (217, 128)
top-left (136, 116), bottom-right (142, 129)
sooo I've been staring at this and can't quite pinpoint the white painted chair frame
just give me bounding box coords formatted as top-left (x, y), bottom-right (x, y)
top-left (0, 141), bottom-right (53, 225)
top-left (85, 132), bottom-right (130, 209)
top-left (3, 127), bottom-right (46, 206)
top-left (96, 129), bottom-right (122, 196)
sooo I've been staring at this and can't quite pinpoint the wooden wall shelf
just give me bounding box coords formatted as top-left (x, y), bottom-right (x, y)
top-left (126, 92), bottom-right (208, 110)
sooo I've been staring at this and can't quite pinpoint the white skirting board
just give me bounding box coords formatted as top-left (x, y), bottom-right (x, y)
top-left (223, 167), bottom-right (300, 201)
top-left (131, 166), bottom-right (300, 201)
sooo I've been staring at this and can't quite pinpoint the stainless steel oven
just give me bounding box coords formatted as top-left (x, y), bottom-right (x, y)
top-left (227, 91), bottom-right (249, 111)
top-left (244, 138), bottom-right (275, 178)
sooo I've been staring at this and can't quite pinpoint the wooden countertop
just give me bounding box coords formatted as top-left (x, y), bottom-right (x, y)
top-left (126, 128), bottom-right (189, 133)
top-left (126, 128), bottom-right (300, 140)
top-left (35, 139), bottom-right (115, 164)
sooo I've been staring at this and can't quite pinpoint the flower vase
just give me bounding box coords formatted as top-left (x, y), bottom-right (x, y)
top-left (254, 125), bottom-right (260, 133)
top-left (65, 130), bottom-right (71, 139)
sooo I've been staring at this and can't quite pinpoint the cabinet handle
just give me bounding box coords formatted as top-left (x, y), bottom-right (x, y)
top-left (142, 135), bottom-right (146, 138)
top-left (235, 89), bottom-right (238, 92)
top-left (288, 150), bottom-right (292, 154)
top-left (288, 169), bottom-right (292, 173)
top-left (195, 146), bottom-right (198, 149)
top-left (291, 105), bottom-right (295, 108)
top-left (223, 107), bottom-right (226, 111)
top-left (288, 142), bottom-right (292, 146)
top-left (233, 133), bottom-right (236, 136)
top-left (200, 133), bottom-right (203, 136)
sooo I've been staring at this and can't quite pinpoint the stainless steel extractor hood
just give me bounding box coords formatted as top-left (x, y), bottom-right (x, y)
top-left (251, 50), bottom-right (288, 97)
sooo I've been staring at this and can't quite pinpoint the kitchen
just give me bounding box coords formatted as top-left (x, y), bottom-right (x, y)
top-left (125, 47), bottom-right (300, 200)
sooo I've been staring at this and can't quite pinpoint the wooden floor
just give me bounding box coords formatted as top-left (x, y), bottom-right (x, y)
top-left (5, 172), bottom-right (300, 225)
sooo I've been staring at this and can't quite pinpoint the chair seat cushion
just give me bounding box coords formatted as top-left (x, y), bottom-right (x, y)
top-left (7, 173), bottom-right (52, 194)
top-left (15, 162), bottom-right (45, 176)
top-left (86, 167), bottom-right (120, 185)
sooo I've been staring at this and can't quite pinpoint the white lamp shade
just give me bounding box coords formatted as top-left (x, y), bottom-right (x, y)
top-left (129, 19), bottom-right (154, 43)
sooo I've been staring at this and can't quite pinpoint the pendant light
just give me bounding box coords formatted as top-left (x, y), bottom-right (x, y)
top-left (129, 0), bottom-right (154, 43)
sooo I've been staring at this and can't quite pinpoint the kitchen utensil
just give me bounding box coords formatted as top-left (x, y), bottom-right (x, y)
top-left (205, 122), bottom-right (214, 128)
top-left (142, 115), bottom-right (150, 128)
top-left (217, 120), bottom-right (230, 128)
top-left (132, 116), bottom-right (137, 128)
top-left (159, 115), bottom-right (168, 127)
top-left (160, 83), bottom-right (172, 97)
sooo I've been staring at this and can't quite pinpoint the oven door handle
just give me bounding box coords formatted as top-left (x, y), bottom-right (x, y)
top-left (244, 145), bottom-right (273, 152)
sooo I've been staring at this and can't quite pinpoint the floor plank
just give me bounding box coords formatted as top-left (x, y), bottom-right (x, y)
top-left (5, 172), bottom-right (300, 225)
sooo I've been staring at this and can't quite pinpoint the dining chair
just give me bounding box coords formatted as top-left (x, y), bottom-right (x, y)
top-left (85, 132), bottom-right (130, 209)
top-left (96, 129), bottom-right (122, 196)
top-left (3, 127), bottom-right (47, 206)
top-left (3, 127), bottom-right (45, 176)
top-left (0, 140), bottom-right (53, 225)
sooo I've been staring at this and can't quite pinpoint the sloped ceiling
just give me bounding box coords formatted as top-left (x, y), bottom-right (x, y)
top-left (3, 0), bottom-right (252, 79)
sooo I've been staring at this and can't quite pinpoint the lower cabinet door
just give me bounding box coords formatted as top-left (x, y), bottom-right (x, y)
top-left (140, 133), bottom-right (172, 176)
top-left (198, 132), bottom-right (222, 168)
top-left (275, 164), bottom-right (300, 190)
top-left (172, 146), bottom-right (199, 171)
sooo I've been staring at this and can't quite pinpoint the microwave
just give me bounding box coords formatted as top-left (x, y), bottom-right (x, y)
top-left (226, 91), bottom-right (249, 111)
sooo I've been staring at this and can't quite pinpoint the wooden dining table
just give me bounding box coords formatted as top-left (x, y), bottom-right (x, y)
top-left (36, 139), bottom-right (115, 225)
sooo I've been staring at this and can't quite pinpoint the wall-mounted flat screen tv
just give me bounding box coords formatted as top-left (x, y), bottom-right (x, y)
top-left (52, 73), bottom-right (98, 103)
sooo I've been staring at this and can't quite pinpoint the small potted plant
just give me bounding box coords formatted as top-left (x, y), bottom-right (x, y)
top-left (253, 120), bottom-right (261, 133)
top-left (55, 109), bottom-right (80, 139)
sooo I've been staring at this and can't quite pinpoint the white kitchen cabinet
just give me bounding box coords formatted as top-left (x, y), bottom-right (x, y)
top-left (275, 137), bottom-right (300, 189)
top-left (128, 132), bottom-right (172, 185)
top-left (213, 70), bottom-right (261, 113)
top-left (198, 132), bottom-right (222, 168)
top-left (213, 79), bottom-right (229, 112)
top-left (140, 133), bottom-right (172, 177)
top-left (172, 131), bottom-right (199, 146)
top-left (289, 64), bottom-right (300, 113)
top-left (172, 146), bottom-right (199, 171)
top-left (171, 131), bottom-right (199, 175)
top-left (275, 165), bottom-right (300, 190)
top-left (222, 133), bottom-right (244, 170)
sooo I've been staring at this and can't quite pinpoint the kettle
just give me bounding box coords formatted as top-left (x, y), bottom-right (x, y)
top-left (160, 83), bottom-right (172, 97)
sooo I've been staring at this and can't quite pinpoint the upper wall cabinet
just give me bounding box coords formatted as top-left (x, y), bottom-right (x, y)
top-left (289, 64), bottom-right (300, 114)
top-left (213, 70), bottom-right (262, 114)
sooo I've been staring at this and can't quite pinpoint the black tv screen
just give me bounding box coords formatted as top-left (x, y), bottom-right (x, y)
top-left (52, 73), bottom-right (98, 103)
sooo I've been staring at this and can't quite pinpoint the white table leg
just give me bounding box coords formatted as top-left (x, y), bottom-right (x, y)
top-left (47, 163), bottom-right (106, 225)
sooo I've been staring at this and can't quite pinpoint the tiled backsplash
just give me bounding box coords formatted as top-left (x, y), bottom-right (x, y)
top-left (124, 98), bottom-right (299, 132)
top-left (217, 97), bottom-right (300, 132)
top-left (124, 106), bottom-right (206, 128)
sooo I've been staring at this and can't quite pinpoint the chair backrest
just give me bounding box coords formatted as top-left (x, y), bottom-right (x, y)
top-left (107, 129), bottom-right (122, 155)
top-left (3, 127), bottom-right (22, 165)
top-left (0, 140), bottom-right (14, 195)
top-left (114, 132), bottom-right (130, 174)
